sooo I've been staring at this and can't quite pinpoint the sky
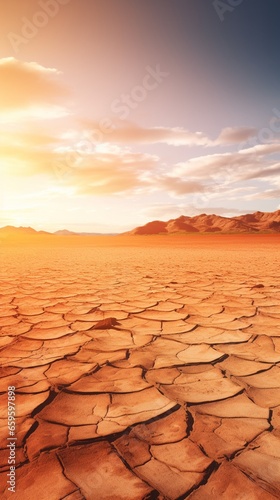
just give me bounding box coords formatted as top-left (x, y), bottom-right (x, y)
top-left (1, 0), bottom-right (280, 233)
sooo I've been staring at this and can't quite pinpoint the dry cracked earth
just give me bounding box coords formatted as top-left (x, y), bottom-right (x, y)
top-left (0, 237), bottom-right (280, 499)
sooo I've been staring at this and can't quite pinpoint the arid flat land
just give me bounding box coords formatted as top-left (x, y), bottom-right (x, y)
top-left (0, 234), bottom-right (280, 499)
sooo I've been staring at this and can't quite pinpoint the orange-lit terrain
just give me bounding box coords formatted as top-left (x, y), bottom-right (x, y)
top-left (0, 234), bottom-right (280, 499)
top-left (1, 0), bottom-right (280, 498)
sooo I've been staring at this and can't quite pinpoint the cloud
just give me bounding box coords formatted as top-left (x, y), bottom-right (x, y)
top-left (1, 130), bottom-right (159, 195)
top-left (3, 125), bottom-right (279, 202)
top-left (160, 177), bottom-right (204, 196)
top-left (240, 143), bottom-right (280, 155)
top-left (215, 126), bottom-right (257, 145)
top-left (0, 131), bottom-right (63, 178)
top-left (242, 163), bottom-right (280, 180)
top-left (159, 140), bottom-right (280, 203)
top-left (0, 138), bottom-right (163, 205)
top-left (171, 151), bottom-right (252, 181)
top-left (83, 122), bottom-right (259, 148)
top-left (171, 142), bottom-right (280, 183)
top-left (0, 130), bottom-right (61, 149)
top-left (85, 122), bottom-right (211, 146)
top-left (1, 73), bottom-right (279, 205)
top-left (0, 58), bottom-right (70, 119)
top-left (246, 189), bottom-right (280, 200)
top-left (76, 153), bottom-right (157, 195)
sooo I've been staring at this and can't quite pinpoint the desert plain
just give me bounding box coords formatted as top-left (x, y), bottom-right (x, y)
top-left (0, 233), bottom-right (280, 499)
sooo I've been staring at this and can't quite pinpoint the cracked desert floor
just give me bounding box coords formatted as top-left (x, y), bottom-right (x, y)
top-left (0, 234), bottom-right (280, 500)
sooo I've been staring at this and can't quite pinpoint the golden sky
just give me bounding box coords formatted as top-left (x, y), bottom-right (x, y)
top-left (1, 1), bottom-right (280, 232)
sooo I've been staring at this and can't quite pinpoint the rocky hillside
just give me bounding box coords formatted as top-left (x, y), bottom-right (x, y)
top-left (127, 210), bottom-right (280, 234)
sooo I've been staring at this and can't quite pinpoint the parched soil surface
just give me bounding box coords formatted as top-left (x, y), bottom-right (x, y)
top-left (0, 235), bottom-right (280, 499)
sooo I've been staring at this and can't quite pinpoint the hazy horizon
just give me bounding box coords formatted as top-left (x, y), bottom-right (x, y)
top-left (0, 206), bottom-right (279, 235)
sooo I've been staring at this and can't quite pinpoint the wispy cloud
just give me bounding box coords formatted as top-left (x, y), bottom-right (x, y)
top-left (1, 57), bottom-right (279, 227)
top-left (0, 57), bottom-right (70, 120)
top-left (97, 123), bottom-right (210, 146)
top-left (65, 150), bottom-right (159, 195)
top-left (2, 122), bottom-right (280, 200)
top-left (159, 177), bottom-right (204, 196)
top-left (1, 137), bottom-right (159, 195)
top-left (82, 122), bottom-right (258, 147)
top-left (242, 163), bottom-right (280, 180)
top-left (171, 143), bottom-right (280, 183)
top-left (246, 188), bottom-right (280, 200)
top-left (215, 126), bottom-right (257, 145)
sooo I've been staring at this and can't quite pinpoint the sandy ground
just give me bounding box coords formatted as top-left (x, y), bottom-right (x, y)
top-left (0, 234), bottom-right (280, 499)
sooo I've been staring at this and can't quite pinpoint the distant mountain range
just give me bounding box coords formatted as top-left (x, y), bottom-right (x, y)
top-left (54, 230), bottom-right (118, 236)
top-left (0, 226), bottom-right (51, 235)
top-left (126, 210), bottom-right (280, 234)
top-left (0, 226), bottom-right (117, 236)
top-left (1, 210), bottom-right (280, 236)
